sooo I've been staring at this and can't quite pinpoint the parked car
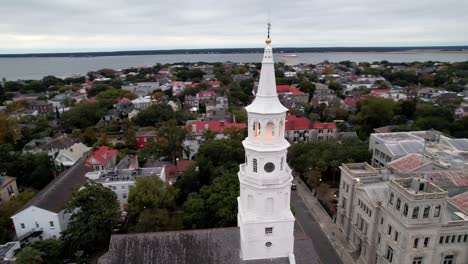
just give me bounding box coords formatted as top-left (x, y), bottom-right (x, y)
top-left (291, 183), bottom-right (297, 190)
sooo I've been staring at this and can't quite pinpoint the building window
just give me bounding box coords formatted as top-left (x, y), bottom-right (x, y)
top-left (385, 246), bottom-right (394, 263)
top-left (464, 234), bottom-right (467, 242)
top-left (403, 203), bottom-right (408, 217)
top-left (440, 236), bottom-right (444, 244)
top-left (412, 206), bottom-right (419, 219)
top-left (451, 235), bottom-right (456, 243)
top-left (434, 205), bottom-right (441, 217)
top-left (412, 256), bottom-right (423, 264)
top-left (49, 221), bottom-right (54, 228)
top-left (388, 225), bottom-right (392, 236)
top-left (443, 255), bottom-right (455, 264)
top-left (394, 231), bottom-right (399, 242)
top-left (423, 206), bottom-right (430, 218)
top-left (380, 217), bottom-right (384, 225)
top-left (413, 238), bottom-right (419, 248)
top-left (389, 193), bottom-right (394, 205)
top-left (423, 237), bottom-right (429, 247)
top-left (20, 223), bottom-right (25, 229)
top-left (265, 227), bottom-right (273, 234)
top-left (123, 193), bottom-right (127, 199)
top-left (457, 235), bottom-right (462, 243)
top-left (445, 236), bottom-right (450, 244)
top-left (121, 186), bottom-right (126, 190)
top-left (396, 198), bottom-right (401, 210)
top-left (112, 186), bottom-right (117, 191)
top-left (253, 159), bottom-right (257, 172)
top-left (279, 121), bottom-right (283, 136)
top-left (280, 157), bottom-right (284, 170)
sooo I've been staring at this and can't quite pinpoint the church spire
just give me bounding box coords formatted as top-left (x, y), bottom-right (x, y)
top-left (244, 21), bottom-right (287, 114)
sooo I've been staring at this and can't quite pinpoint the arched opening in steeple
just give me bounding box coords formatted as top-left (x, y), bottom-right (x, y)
top-left (265, 122), bottom-right (274, 144)
top-left (253, 121), bottom-right (261, 140)
top-left (279, 120), bottom-right (284, 137)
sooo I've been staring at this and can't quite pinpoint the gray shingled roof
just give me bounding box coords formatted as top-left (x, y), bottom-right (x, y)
top-left (17, 162), bottom-right (92, 213)
top-left (41, 135), bottom-right (77, 151)
top-left (99, 227), bottom-right (320, 264)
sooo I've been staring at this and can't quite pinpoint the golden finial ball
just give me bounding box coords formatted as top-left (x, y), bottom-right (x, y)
top-left (265, 38), bottom-right (272, 44)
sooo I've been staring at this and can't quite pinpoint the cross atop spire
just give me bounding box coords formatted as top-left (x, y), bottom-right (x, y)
top-left (266, 20), bottom-right (272, 44)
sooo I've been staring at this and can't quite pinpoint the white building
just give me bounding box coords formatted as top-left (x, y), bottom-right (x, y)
top-left (122, 82), bottom-right (160, 97)
top-left (237, 35), bottom-right (295, 261)
top-left (86, 167), bottom-right (166, 210)
top-left (336, 161), bottom-right (468, 264)
top-left (131, 96), bottom-right (152, 110)
top-left (55, 142), bottom-right (91, 168)
top-left (11, 162), bottom-right (92, 242)
top-left (369, 131), bottom-right (468, 168)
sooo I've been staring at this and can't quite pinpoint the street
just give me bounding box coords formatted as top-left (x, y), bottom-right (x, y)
top-left (291, 190), bottom-right (344, 264)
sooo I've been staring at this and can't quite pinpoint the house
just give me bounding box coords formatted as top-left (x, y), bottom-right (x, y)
top-left (184, 120), bottom-right (246, 159)
top-left (284, 115), bottom-right (337, 143)
top-left (86, 156), bottom-right (167, 210)
top-left (135, 130), bottom-right (158, 150)
top-left (116, 97), bottom-right (134, 116)
top-left (275, 85), bottom-right (309, 110)
top-left (54, 142), bottom-right (92, 169)
top-left (11, 163), bottom-right (93, 242)
top-left (121, 82), bottom-right (160, 97)
top-left (24, 100), bottom-right (53, 115)
top-left (131, 97), bottom-right (152, 110)
top-left (23, 135), bottom-right (77, 158)
top-left (0, 176), bottom-right (19, 204)
top-left (86, 146), bottom-right (118, 171)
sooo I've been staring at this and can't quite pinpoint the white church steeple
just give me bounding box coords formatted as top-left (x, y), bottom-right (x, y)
top-left (238, 23), bottom-right (295, 261)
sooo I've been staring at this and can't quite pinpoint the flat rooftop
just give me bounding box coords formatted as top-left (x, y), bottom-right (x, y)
top-left (342, 163), bottom-right (378, 177)
top-left (391, 178), bottom-right (447, 199)
top-left (373, 131), bottom-right (426, 142)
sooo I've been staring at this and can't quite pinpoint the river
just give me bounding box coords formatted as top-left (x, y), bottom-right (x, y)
top-left (1, 52), bottom-right (468, 80)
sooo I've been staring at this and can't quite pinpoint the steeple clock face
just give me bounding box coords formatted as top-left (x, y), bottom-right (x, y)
top-left (264, 162), bottom-right (275, 173)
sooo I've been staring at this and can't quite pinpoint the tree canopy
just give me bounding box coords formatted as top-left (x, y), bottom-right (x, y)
top-left (61, 181), bottom-right (119, 254)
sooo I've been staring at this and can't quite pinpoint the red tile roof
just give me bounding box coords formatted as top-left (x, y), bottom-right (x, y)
top-left (207, 81), bottom-right (220, 87)
top-left (450, 192), bottom-right (468, 213)
top-left (344, 96), bottom-right (356, 107)
top-left (86, 146), bottom-right (118, 166)
top-left (276, 85), bottom-right (304, 95)
top-left (196, 90), bottom-right (216, 98)
top-left (285, 115), bottom-right (336, 130)
top-left (285, 115), bottom-right (312, 130)
top-left (188, 120), bottom-right (246, 133)
top-left (312, 122), bottom-right (337, 129)
top-left (177, 160), bottom-right (193, 173)
top-left (370, 89), bottom-right (390, 95)
top-left (119, 97), bottom-right (131, 104)
top-left (388, 153), bottom-right (431, 173)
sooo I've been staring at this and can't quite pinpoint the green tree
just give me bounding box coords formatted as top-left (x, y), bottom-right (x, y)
top-left (132, 104), bottom-right (175, 127)
top-left (182, 173), bottom-right (239, 228)
top-left (127, 177), bottom-right (179, 232)
top-left (0, 113), bottom-right (21, 144)
top-left (60, 103), bottom-right (106, 130)
top-left (154, 120), bottom-right (188, 164)
top-left (96, 88), bottom-right (137, 109)
top-left (351, 97), bottom-right (397, 138)
top-left (29, 239), bottom-right (62, 264)
top-left (61, 181), bottom-right (119, 254)
top-left (15, 247), bottom-right (44, 264)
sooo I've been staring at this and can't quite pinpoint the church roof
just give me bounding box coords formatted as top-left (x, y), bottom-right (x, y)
top-left (98, 227), bottom-right (320, 264)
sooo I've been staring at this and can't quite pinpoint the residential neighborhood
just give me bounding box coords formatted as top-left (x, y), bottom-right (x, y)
top-left (1, 54), bottom-right (468, 263)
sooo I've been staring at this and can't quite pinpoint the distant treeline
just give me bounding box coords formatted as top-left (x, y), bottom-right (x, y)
top-left (1, 46), bottom-right (467, 58)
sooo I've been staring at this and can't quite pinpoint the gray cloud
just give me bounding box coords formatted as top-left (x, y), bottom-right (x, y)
top-left (0, 0), bottom-right (467, 53)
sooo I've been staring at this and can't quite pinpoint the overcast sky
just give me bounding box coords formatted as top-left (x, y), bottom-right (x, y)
top-left (1, 0), bottom-right (467, 53)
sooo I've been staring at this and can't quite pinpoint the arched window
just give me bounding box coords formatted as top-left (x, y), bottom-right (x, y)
top-left (253, 159), bottom-right (257, 172)
top-left (266, 122), bottom-right (274, 143)
top-left (280, 157), bottom-right (284, 170)
top-left (254, 121), bottom-right (261, 138)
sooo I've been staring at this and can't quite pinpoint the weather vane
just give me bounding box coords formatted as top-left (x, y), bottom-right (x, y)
top-left (267, 11), bottom-right (271, 38)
